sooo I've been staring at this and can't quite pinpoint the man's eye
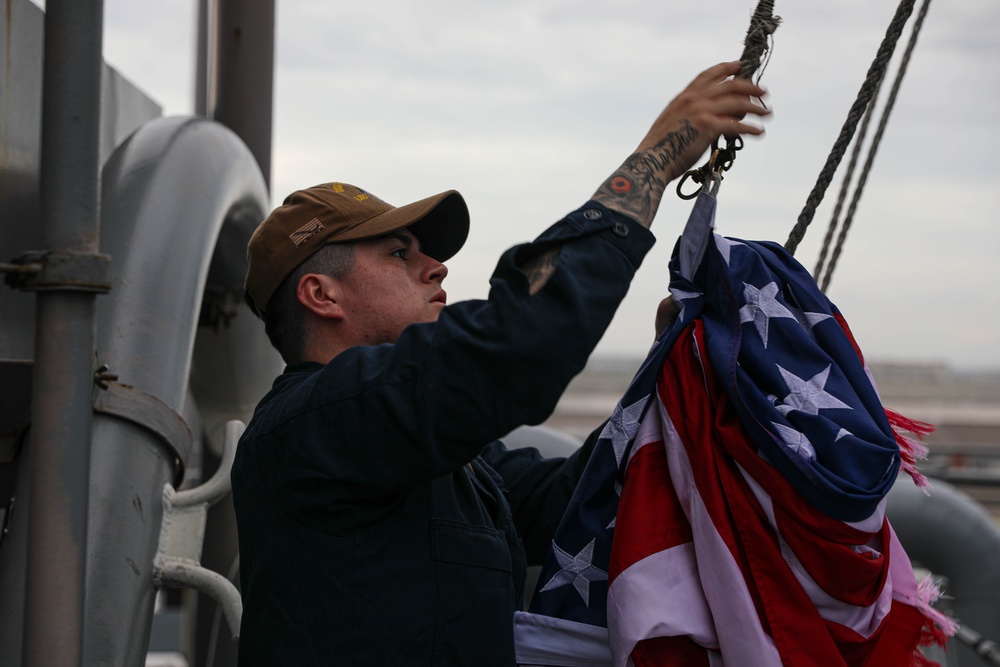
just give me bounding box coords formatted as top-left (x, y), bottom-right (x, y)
top-left (391, 249), bottom-right (408, 259)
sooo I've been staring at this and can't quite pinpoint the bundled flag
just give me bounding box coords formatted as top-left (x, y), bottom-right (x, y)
top-left (515, 193), bottom-right (955, 667)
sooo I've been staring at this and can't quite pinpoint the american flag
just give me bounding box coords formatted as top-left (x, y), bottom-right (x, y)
top-left (515, 193), bottom-right (954, 666)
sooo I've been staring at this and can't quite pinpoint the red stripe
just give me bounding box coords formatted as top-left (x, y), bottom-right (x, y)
top-left (658, 322), bottom-right (852, 666)
top-left (833, 312), bottom-right (865, 364)
top-left (862, 601), bottom-right (929, 667)
top-left (774, 506), bottom-right (890, 607)
top-left (632, 635), bottom-right (712, 667)
top-left (613, 319), bottom-right (924, 665)
top-left (656, 324), bottom-right (773, 630)
top-left (721, 409), bottom-right (891, 609)
top-left (679, 315), bottom-right (892, 609)
top-left (609, 438), bottom-right (692, 583)
top-left (826, 616), bottom-right (884, 666)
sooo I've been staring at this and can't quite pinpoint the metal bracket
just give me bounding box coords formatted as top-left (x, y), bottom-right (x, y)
top-left (2, 250), bottom-right (112, 293)
top-left (92, 381), bottom-right (192, 487)
top-left (153, 420), bottom-right (245, 641)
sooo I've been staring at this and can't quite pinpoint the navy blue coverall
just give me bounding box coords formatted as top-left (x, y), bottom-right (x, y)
top-left (232, 202), bottom-right (654, 666)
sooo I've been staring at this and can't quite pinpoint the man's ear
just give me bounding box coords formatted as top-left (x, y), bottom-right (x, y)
top-left (296, 273), bottom-right (345, 320)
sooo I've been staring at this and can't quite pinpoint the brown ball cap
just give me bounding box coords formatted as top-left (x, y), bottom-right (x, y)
top-left (245, 182), bottom-right (469, 316)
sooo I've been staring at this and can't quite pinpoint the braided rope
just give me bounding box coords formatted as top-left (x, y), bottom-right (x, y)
top-left (739, 0), bottom-right (782, 81)
top-left (819, 0), bottom-right (933, 290)
top-left (784, 0), bottom-right (917, 255)
top-left (812, 79), bottom-right (883, 281)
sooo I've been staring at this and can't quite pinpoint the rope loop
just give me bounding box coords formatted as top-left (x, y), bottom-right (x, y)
top-left (677, 0), bottom-right (780, 200)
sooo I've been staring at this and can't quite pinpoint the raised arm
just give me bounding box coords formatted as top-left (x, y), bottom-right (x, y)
top-left (593, 61), bottom-right (768, 226)
top-left (524, 61), bottom-right (768, 293)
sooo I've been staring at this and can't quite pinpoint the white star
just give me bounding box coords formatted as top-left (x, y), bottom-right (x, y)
top-left (667, 287), bottom-right (701, 322)
top-left (789, 305), bottom-right (834, 337)
top-left (772, 422), bottom-right (817, 460)
top-left (538, 539), bottom-right (608, 606)
top-left (835, 428), bottom-right (852, 441)
top-left (775, 364), bottom-right (853, 416)
top-left (739, 282), bottom-right (796, 347)
top-left (714, 235), bottom-right (746, 266)
top-left (600, 397), bottom-right (648, 465)
top-left (669, 287), bottom-right (701, 302)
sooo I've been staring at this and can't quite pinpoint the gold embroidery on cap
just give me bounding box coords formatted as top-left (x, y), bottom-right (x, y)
top-left (332, 183), bottom-right (344, 192)
top-left (361, 189), bottom-right (387, 205)
top-left (290, 218), bottom-right (325, 248)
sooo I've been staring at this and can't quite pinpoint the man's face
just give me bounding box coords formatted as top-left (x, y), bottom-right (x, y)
top-left (334, 229), bottom-right (449, 346)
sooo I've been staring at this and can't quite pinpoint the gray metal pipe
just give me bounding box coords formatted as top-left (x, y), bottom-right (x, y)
top-left (23, 0), bottom-right (105, 665)
top-left (211, 0), bottom-right (276, 188)
top-left (887, 477), bottom-right (1000, 666)
top-left (85, 114), bottom-right (276, 664)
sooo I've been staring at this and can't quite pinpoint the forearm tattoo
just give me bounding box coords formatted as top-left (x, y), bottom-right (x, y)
top-left (593, 119), bottom-right (700, 226)
top-left (523, 248), bottom-right (560, 295)
top-left (521, 121), bottom-right (698, 292)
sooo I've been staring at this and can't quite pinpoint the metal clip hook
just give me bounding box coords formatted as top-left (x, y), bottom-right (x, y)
top-left (676, 168), bottom-right (707, 200)
top-left (675, 136), bottom-right (744, 200)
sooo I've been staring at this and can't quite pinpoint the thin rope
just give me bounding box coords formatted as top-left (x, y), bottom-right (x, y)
top-left (738, 0), bottom-right (782, 81)
top-left (784, 0), bottom-right (917, 255)
top-left (819, 0), bottom-right (932, 291)
top-left (812, 78), bottom-right (883, 281)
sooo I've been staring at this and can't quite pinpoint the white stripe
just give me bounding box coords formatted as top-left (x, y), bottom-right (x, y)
top-left (660, 401), bottom-right (783, 665)
top-left (514, 611), bottom-right (611, 667)
top-left (845, 497), bottom-right (887, 534)
top-left (611, 402), bottom-right (717, 664)
top-left (885, 522), bottom-right (920, 605)
top-left (607, 542), bottom-right (717, 666)
top-left (623, 400), bottom-right (668, 469)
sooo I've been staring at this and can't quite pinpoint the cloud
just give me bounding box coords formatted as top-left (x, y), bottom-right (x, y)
top-left (100, 0), bottom-right (1000, 370)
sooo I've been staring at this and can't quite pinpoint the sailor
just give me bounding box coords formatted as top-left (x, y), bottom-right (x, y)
top-left (232, 61), bottom-right (768, 666)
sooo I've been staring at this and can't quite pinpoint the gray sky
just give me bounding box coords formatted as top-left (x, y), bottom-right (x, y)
top-left (98, 0), bottom-right (999, 371)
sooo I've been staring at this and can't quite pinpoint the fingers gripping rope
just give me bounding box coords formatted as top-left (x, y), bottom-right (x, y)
top-left (676, 0), bottom-right (780, 200)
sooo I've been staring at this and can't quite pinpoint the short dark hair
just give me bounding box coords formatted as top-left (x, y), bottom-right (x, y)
top-left (247, 243), bottom-right (356, 364)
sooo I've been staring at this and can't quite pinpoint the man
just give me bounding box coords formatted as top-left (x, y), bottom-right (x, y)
top-left (232, 61), bottom-right (768, 666)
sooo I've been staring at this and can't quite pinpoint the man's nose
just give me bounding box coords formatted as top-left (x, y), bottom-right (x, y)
top-left (423, 256), bottom-right (448, 283)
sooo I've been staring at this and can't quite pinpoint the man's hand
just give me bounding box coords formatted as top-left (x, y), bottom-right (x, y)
top-left (593, 61), bottom-right (769, 227)
top-left (654, 295), bottom-right (680, 340)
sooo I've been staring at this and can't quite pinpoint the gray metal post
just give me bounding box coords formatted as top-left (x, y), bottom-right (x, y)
top-left (195, 0), bottom-right (210, 117)
top-left (22, 0), bottom-right (104, 665)
top-left (211, 0), bottom-right (275, 188)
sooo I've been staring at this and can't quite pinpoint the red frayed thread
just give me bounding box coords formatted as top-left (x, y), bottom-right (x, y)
top-left (909, 617), bottom-right (954, 667)
top-left (885, 408), bottom-right (934, 491)
top-left (885, 409), bottom-right (935, 438)
top-left (906, 577), bottom-right (957, 667)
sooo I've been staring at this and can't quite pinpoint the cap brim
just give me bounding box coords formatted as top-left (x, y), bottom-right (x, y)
top-left (332, 190), bottom-right (469, 262)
